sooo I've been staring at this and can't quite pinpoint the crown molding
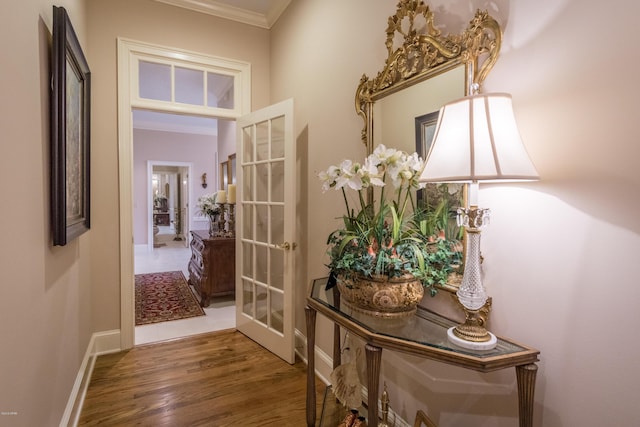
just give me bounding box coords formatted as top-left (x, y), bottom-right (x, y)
top-left (153, 0), bottom-right (291, 29)
top-left (263, 0), bottom-right (291, 28)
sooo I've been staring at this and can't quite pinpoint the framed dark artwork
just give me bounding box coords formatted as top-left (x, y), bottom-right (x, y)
top-left (415, 111), bottom-right (439, 160)
top-left (51, 6), bottom-right (91, 246)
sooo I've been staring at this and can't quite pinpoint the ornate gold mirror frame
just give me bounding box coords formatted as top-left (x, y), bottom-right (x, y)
top-left (355, 1), bottom-right (502, 292)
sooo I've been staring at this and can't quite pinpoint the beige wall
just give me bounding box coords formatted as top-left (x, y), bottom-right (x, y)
top-left (85, 0), bottom-right (270, 332)
top-left (0, 1), bottom-right (91, 425)
top-left (272, 0), bottom-right (640, 426)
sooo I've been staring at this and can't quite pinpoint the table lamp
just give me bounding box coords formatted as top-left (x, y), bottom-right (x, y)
top-left (419, 92), bottom-right (538, 350)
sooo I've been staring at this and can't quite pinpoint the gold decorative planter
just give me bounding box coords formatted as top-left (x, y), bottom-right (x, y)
top-left (336, 273), bottom-right (424, 318)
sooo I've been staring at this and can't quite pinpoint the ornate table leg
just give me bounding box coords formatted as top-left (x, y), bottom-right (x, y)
top-left (516, 363), bottom-right (538, 427)
top-left (332, 287), bottom-right (342, 369)
top-left (333, 325), bottom-right (341, 369)
top-left (306, 306), bottom-right (317, 427)
top-left (365, 344), bottom-right (382, 427)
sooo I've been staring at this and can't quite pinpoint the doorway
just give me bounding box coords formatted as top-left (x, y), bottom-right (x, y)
top-left (119, 38), bottom-right (251, 349)
top-left (132, 116), bottom-right (237, 345)
top-left (147, 162), bottom-right (189, 251)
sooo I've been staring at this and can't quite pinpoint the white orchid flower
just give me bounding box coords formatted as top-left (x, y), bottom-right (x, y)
top-left (333, 160), bottom-right (364, 191)
top-left (362, 156), bottom-right (385, 187)
top-left (371, 144), bottom-right (398, 165)
top-left (318, 165), bottom-right (341, 192)
top-left (406, 152), bottom-right (424, 172)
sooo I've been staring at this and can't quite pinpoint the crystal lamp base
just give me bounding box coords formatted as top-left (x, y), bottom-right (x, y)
top-left (447, 327), bottom-right (497, 350)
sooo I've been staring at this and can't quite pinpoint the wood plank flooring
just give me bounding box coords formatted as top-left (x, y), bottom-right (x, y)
top-left (79, 329), bottom-right (326, 426)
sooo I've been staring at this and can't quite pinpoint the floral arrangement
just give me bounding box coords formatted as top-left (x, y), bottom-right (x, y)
top-left (319, 144), bottom-right (462, 293)
top-left (196, 193), bottom-right (221, 218)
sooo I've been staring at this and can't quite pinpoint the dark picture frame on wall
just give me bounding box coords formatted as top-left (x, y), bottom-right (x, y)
top-left (415, 110), bottom-right (439, 160)
top-left (415, 110), bottom-right (465, 242)
top-left (51, 6), bottom-right (91, 246)
top-left (414, 110), bottom-right (439, 204)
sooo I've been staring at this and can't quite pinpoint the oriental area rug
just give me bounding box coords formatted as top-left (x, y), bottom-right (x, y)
top-left (135, 271), bottom-right (205, 325)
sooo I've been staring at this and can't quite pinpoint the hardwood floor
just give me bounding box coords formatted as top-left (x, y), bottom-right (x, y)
top-left (79, 329), bottom-right (326, 426)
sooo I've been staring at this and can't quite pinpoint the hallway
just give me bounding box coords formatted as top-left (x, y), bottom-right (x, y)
top-left (79, 329), bottom-right (326, 426)
top-left (134, 237), bottom-right (235, 345)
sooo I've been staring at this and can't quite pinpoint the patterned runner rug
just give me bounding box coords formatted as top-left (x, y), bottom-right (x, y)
top-left (135, 271), bottom-right (205, 325)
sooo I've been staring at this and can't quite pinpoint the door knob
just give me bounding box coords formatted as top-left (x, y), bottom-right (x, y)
top-left (278, 242), bottom-right (297, 250)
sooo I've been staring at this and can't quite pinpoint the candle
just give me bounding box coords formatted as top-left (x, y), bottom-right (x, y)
top-left (217, 190), bottom-right (226, 204)
top-left (227, 184), bottom-right (236, 204)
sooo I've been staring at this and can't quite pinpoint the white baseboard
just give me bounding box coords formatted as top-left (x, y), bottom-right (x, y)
top-left (59, 330), bottom-right (121, 427)
top-left (92, 330), bottom-right (122, 356)
top-left (295, 328), bottom-right (332, 385)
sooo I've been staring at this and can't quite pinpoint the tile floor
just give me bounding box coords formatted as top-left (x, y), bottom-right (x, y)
top-left (134, 229), bottom-right (236, 345)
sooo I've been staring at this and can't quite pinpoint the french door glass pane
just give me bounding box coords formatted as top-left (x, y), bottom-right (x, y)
top-left (242, 164), bottom-right (253, 202)
top-left (271, 161), bottom-right (284, 203)
top-left (270, 290), bottom-right (284, 333)
top-left (255, 244), bottom-right (268, 284)
top-left (270, 116), bottom-right (285, 158)
top-left (242, 241), bottom-right (253, 277)
top-left (255, 205), bottom-right (268, 243)
top-left (255, 163), bottom-right (269, 202)
top-left (256, 284), bottom-right (268, 325)
top-left (271, 205), bottom-right (284, 245)
top-left (242, 204), bottom-right (253, 241)
top-left (256, 121), bottom-right (269, 162)
top-left (269, 247), bottom-right (284, 291)
top-left (242, 279), bottom-right (253, 317)
top-left (243, 126), bottom-right (254, 163)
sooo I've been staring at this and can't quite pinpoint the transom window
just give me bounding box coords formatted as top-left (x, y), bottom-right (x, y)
top-left (138, 60), bottom-right (235, 109)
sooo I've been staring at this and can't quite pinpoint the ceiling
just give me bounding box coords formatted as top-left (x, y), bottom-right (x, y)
top-left (152, 0), bottom-right (292, 29)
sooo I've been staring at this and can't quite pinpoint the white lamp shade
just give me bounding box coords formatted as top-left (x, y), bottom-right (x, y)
top-left (419, 93), bottom-right (539, 183)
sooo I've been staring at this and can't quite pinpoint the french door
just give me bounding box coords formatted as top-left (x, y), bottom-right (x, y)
top-left (235, 99), bottom-right (296, 364)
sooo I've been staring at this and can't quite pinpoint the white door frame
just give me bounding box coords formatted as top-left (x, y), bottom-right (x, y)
top-left (147, 161), bottom-right (193, 251)
top-left (117, 38), bottom-right (250, 349)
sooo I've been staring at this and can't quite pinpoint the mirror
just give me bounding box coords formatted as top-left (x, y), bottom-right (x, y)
top-left (220, 160), bottom-right (229, 190)
top-left (355, 1), bottom-right (501, 291)
top-left (219, 153), bottom-right (236, 190)
top-left (229, 153), bottom-right (237, 185)
top-left (372, 66), bottom-right (465, 156)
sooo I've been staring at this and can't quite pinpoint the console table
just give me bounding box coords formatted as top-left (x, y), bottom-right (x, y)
top-left (187, 231), bottom-right (235, 307)
top-left (305, 277), bottom-right (540, 427)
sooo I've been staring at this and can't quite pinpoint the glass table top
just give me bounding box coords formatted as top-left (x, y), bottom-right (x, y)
top-left (309, 277), bottom-right (538, 363)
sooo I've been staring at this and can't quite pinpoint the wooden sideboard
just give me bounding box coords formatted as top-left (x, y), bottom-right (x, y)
top-left (188, 230), bottom-right (235, 307)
